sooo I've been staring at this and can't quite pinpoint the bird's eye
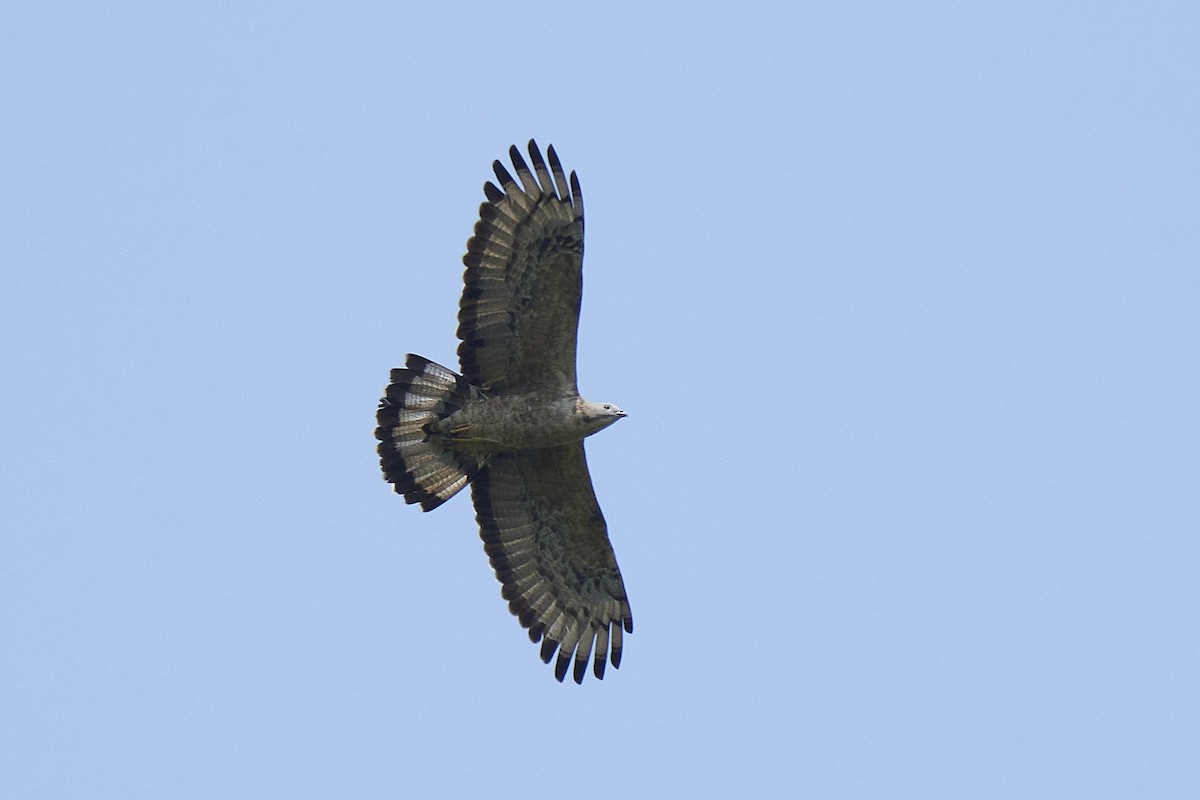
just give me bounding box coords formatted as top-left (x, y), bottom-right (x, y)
top-left (603, 404), bottom-right (611, 410)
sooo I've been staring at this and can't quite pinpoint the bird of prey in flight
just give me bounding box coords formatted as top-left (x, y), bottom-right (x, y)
top-left (376, 141), bottom-right (632, 683)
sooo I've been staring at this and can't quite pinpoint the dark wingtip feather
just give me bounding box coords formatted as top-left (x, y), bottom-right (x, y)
top-left (545, 145), bottom-right (570, 200)
top-left (483, 182), bottom-right (504, 203)
top-left (539, 637), bottom-right (557, 664)
top-left (569, 170), bottom-right (583, 215)
top-left (508, 144), bottom-right (524, 169)
top-left (573, 656), bottom-right (587, 684)
top-left (555, 653), bottom-right (570, 683)
top-left (492, 160), bottom-right (515, 189)
top-left (526, 140), bottom-right (556, 198)
top-left (517, 605), bottom-right (539, 629)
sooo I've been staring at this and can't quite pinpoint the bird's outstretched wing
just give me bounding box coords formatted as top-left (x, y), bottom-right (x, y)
top-left (471, 443), bottom-right (633, 683)
top-left (457, 140), bottom-right (584, 394)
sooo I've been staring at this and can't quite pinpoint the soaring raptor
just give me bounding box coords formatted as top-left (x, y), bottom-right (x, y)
top-left (375, 141), bottom-right (632, 683)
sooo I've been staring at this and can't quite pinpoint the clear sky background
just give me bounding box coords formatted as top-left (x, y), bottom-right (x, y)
top-left (3, 2), bottom-right (1197, 798)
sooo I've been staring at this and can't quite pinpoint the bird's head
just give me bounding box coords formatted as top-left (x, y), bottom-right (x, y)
top-left (578, 399), bottom-right (626, 435)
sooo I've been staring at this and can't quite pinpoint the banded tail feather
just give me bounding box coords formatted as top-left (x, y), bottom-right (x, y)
top-left (375, 355), bottom-right (486, 511)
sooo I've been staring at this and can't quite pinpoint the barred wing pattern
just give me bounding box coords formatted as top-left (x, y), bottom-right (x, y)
top-left (457, 141), bottom-right (585, 393)
top-left (472, 444), bottom-right (632, 683)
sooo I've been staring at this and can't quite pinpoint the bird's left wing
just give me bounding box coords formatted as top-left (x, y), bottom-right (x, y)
top-left (457, 140), bottom-right (584, 394)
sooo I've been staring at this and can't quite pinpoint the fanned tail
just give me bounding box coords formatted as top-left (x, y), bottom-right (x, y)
top-left (375, 355), bottom-right (485, 511)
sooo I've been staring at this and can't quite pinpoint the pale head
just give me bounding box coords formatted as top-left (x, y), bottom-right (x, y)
top-left (577, 398), bottom-right (627, 436)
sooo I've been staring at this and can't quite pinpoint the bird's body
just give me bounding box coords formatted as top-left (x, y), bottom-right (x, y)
top-left (430, 394), bottom-right (624, 453)
top-left (375, 141), bottom-right (632, 683)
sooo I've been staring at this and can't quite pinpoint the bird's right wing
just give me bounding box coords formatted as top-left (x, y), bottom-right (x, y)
top-left (471, 443), bottom-right (632, 683)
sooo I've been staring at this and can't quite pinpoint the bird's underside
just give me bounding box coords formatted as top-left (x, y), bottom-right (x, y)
top-left (375, 141), bottom-right (631, 683)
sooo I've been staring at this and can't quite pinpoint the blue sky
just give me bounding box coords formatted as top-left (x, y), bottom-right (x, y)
top-left (3, 2), bottom-right (1198, 797)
